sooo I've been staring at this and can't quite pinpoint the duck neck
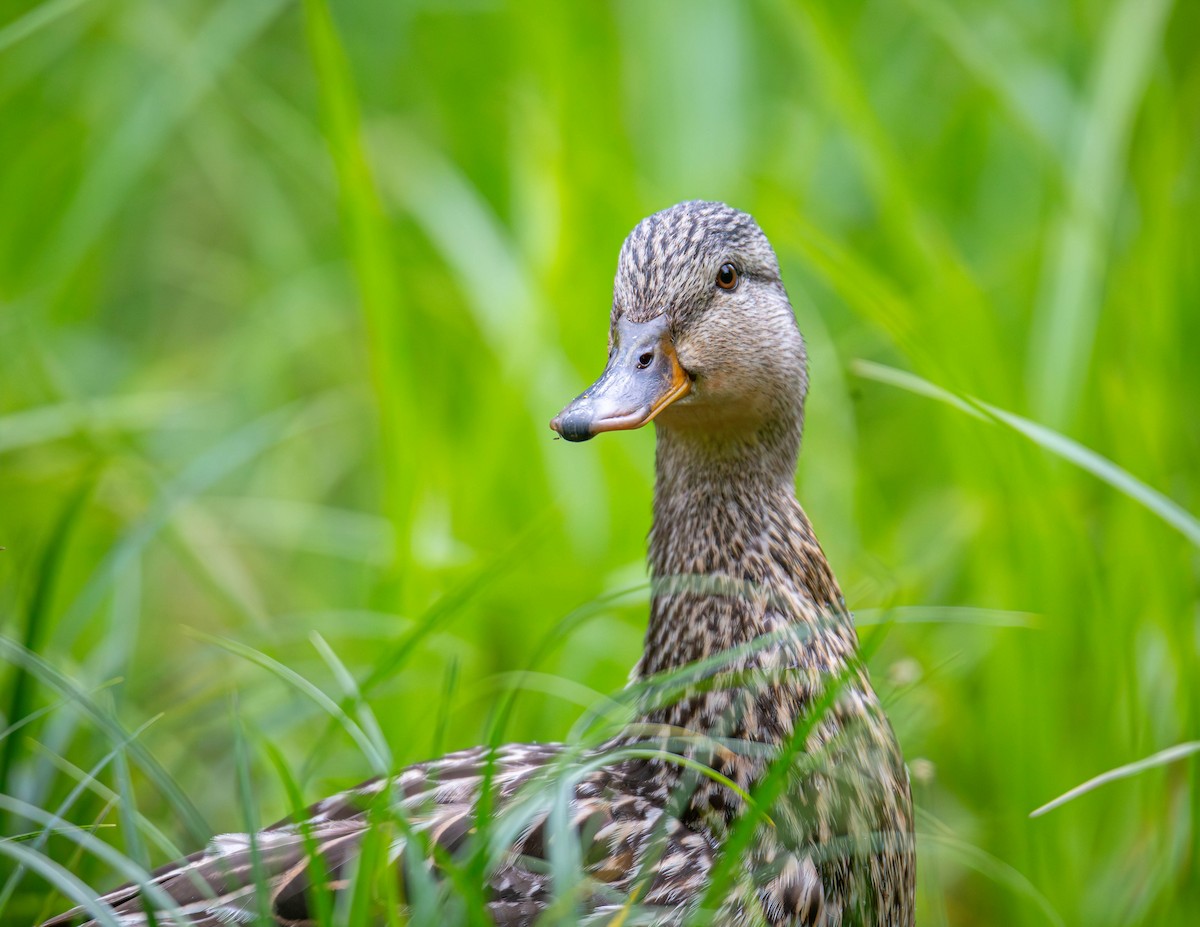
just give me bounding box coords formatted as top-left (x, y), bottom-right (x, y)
top-left (637, 419), bottom-right (853, 685)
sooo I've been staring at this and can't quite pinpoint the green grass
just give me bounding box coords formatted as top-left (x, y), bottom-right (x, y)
top-left (1, 0), bottom-right (1198, 923)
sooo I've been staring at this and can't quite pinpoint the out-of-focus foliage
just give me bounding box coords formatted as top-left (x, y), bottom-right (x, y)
top-left (0, 0), bottom-right (1197, 923)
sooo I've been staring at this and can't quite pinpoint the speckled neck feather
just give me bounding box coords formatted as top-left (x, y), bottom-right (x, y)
top-left (641, 418), bottom-right (846, 678)
top-left (629, 397), bottom-right (861, 796)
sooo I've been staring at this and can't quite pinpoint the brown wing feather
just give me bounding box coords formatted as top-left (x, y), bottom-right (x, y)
top-left (43, 743), bottom-right (569, 926)
top-left (43, 740), bottom-right (723, 927)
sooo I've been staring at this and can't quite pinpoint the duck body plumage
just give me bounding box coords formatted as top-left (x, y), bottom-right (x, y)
top-left (47, 202), bottom-right (913, 926)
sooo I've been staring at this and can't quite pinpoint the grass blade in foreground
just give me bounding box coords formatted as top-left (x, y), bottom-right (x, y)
top-left (0, 637), bottom-right (211, 843)
top-left (853, 360), bottom-right (1200, 548)
top-left (1030, 741), bottom-right (1200, 818)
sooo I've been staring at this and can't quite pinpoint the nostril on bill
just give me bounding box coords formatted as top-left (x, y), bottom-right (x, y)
top-left (636, 351), bottom-right (654, 369)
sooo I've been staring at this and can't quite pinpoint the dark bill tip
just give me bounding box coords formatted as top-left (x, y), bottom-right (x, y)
top-left (549, 411), bottom-right (595, 442)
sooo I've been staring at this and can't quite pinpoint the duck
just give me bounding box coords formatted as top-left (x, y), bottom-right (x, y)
top-left (46, 201), bottom-right (914, 926)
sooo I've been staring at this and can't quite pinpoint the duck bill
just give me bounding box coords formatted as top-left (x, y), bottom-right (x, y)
top-left (550, 315), bottom-right (691, 442)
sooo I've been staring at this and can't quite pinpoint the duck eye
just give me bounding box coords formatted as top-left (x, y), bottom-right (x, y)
top-left (715, 263), bottom-right (739, 290)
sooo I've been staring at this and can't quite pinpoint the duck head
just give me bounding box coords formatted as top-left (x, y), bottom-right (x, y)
top-left (551, 201), bottom-right (807, 445)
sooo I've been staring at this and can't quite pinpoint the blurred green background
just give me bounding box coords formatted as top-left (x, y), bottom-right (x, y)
top-left (1, 0), bottom-right (1197, 923)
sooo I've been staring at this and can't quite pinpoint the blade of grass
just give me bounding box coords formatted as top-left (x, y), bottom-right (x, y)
top-left (854, 606), bottom-right (1039, 629)
top-left (208, 496), bottom-right (396, 564)
top-left (0, 637), bottom-right (211, 843)
top-left (902, 0), bottom-right (1068, 163)
top-left (192, 630), bottom-right (389, 776)
top-left (342, 817), bottom-right (382, 927)
top-left (0, 680), bottom-right (119, 746)
top-left (27, 799), bottom-right (118, 927)
top-left (1027, 0), bottom-right (1173, 427)
top-left (1030, 741), bottom-right (1200, 818)
top-left (366, 123), bottom-right (611, 551)
top-left (430, 657), bottom-right (460, 760)
top-left (114, 742), bottom-right (161, 927)
top-left (0, 840), bottom-right (124, 927)
top-left (258, 738), bottom-right (336, 927)
top-left (310, 631), bottom-right (392, 771)
top-left (1, 475), bottom-right (95, 796)
top-left (692, 662), bottom-right (857, 921)
top-left (28, 0), bottom-right (290, 302)
top-left (110, 744), bottom-right (151, 879)
top-left (57, 396), bottom-right (339, 646)
top-left (469, 671), bottom-right (617, 717)
top-left (231, 695), bottom-right (274, 926)
top-left (854, 359), bottom-right (1200, 547)
top-left (918, 810), bottom-right (1065, 927)
top-left (982, 402), bottom-right (1200, 547)
top-left (301, 0), bottom-right (411, 590)
top-left (761, 0), bottom-right (1008, 399)
top-left (298, 518), bottom-right (537, 785)
top-left (27, 740), bottom-right (191, 866)
top-left (26, 741), bottom-right (246, 919)
top-left (165, 508), bottom-right (271, 631)
top-left (0, 714), bottom-right (161, 912)
top-left (0, 393), bottom-right (199, 456)
top-left (0, 0), bottom-right (92, 54)
top-left (546, 773), bottom-right (583, 926)
top-left (0, 795), bottom-right (192, 926)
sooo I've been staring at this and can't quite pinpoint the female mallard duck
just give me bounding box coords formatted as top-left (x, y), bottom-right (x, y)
top-left (48, 201), bottom-right (914, 926)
